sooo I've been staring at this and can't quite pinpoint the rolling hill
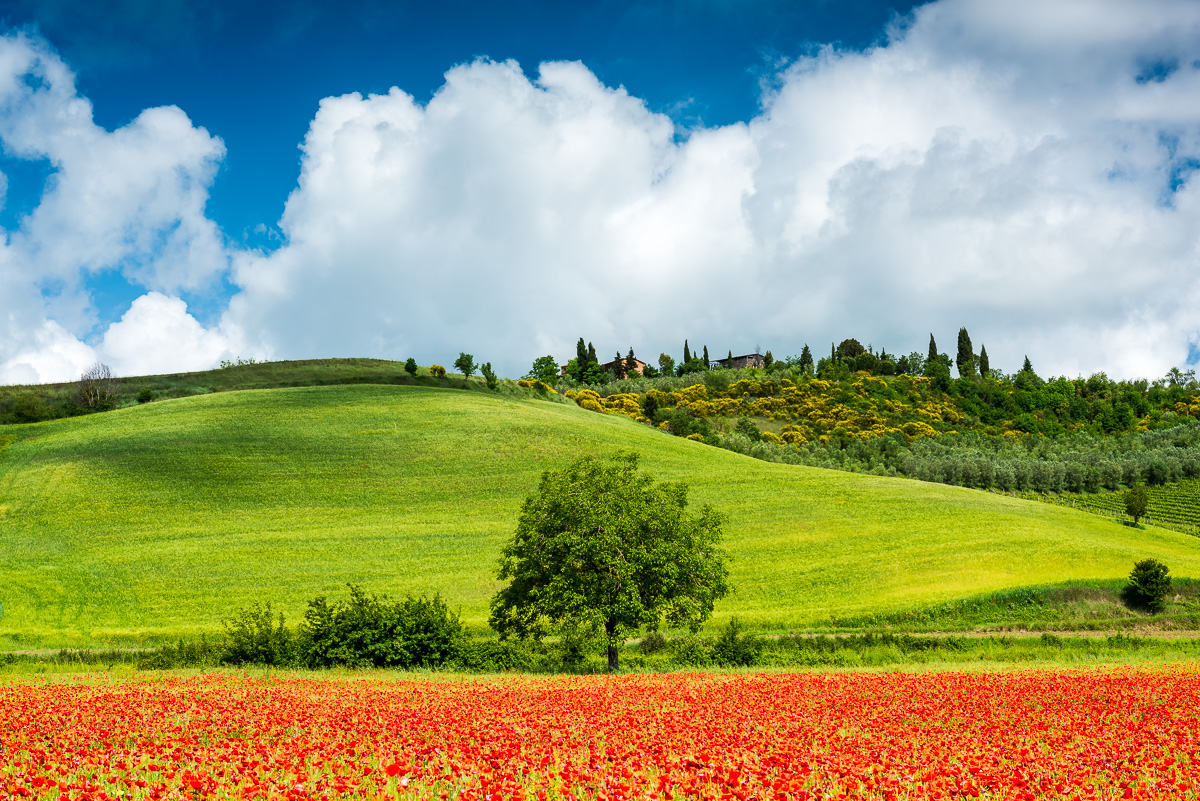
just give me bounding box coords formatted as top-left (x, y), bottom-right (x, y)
top-left (2, 381), bottom-right (1199, 649)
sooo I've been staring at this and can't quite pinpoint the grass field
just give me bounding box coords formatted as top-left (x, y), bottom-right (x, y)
top-left (3, 383), bottom-right (1200, 649)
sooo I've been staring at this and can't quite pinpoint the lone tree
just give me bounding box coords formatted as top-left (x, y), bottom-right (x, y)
top-left (1125, 484), bottom-right (1149, 525)
top-left (978, 345), bottom-right (990, 378)
top-left (454, 352), bottom-right (477, 379)
top-left (489, 452), bottom-right (730, 671)
top-left (1124, 558), bottom-right (1172, 613)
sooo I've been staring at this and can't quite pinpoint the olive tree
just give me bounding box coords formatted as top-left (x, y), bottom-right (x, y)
top-left (489, 452), bottom-right (730, 671)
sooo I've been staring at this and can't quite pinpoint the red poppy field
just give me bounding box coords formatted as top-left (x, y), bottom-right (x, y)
top-left (1, 668), bottom-right (1198, 801)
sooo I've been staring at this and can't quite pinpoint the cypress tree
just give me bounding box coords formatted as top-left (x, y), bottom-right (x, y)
top-left (1022, 355), bottom-right (1033, 373)
top-left (727, 349), bottom-right (733, 369)
top-left (927, 334), bottom-right (938, 366)
top-left (799, 344), bottom-right (813, 373)
top-left (702, 345), bottom-right (709, 368)
top-left (576, 338), bottom-right (588, 366)
top-left (587, 342), bottom-right (597, 367)
top-left (956, 327), bottom-right (974, 379)
top-left (613, 351), bottom-right (625, 379)
top-left (979, 345), bottom-right (990, 377)
top-left (683, 340), bottom-right (691, 364)
top-left (626, 346), bottom-right (637, 375)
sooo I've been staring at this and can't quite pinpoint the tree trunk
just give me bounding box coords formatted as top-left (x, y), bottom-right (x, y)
top-left (606, 619), bottom-right (619, 672)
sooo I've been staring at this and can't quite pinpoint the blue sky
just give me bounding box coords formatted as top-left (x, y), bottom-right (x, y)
top-left (1, 0), bottom-right (1198, 383)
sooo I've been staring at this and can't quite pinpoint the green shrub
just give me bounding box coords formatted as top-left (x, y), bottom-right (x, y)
top-left (670, 634), bottom-right (714, 666)
top-left (639, 630), bottom-right (668, 654)
top-left (136, 387), bottom-right (154, 404)
top-left (296, 584), bottom-right (464, 669)
top-left (222, 602), bottom-right (293, 666)
top-left (12, 393), bottom-right (48, 422)
top-left (451, 638), bottom-right (541, 672)
top-left (480, 362), bottom-right (499, 390)
top-left (1123, 558), bottom-right (1172, 613)
top-left (404, 358), bottom-right (418, 376)
top-left (712, 617), bottom-right (763, 666)
top-left (137, 637), bottom-right (224, 670)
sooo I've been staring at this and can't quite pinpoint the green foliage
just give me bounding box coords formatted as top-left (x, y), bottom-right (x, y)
top-left (711, 616), bottom-right (762, 666)
top-left (429, 364), bottom-right (446, 378)
top-left (1124, 559), bottom-right (1172, 613)
top-left (480, 362), bottom-right (499, 390)
top-left (734, 416), bottom-right (761, 442)
top-left (12, 394), bottom-right (47, 422)
top-left (454, 353), bottom-right (477, 379)
top-left (763, 350), bottom-right (774, 370)
top-left (956, 327), bottom-right (975, 379)
top-left (979, 345), bottom-right (990, 378)
top-left (1125, 485), bottom-right (1149, 524)
top-left (405, 358), bottom-right (419, 376)
top-left (136, 387), bottom-right (154, 404)
top-left (658, 353), bottom-right (675, 377)
top-left (798, 344), bottom-right (813, 374)
top-left (223, 602), bottom-right (292, 666)
top-left (525, 355), bottom-right (560, 384)
top-left (490, 452), bottom-right (730, 670)
top-left (297, 585), bottom-right (464, 669)
top-left (836, 338), bottom-right (865, 360)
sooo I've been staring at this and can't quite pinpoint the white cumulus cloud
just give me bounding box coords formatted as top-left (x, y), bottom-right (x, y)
top-left (225, 0), bottom-right (1200, 380)
top-left (6, 0), bottom-right (1200, 385)
top-left (0, 31), bottom-right (230, 384)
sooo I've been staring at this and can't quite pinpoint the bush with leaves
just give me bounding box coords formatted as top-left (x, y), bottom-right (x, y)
top-left (712, 617), bottom-right (763, 666)
top-left (222, 602), bottom-right (293, 666)
top-left (1123, 558), bottom-right (1172, 613)
top-left (296, 584), bottom-right (464, 669)
top-left (404, 358), bottom-right (419, 376)
top-left (480, 361), bottom-right (499, 390)
top-left (429, 364), bottom-right (446, 378)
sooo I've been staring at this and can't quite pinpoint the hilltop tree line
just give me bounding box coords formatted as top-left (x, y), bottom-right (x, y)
top-left (544, 328), bottom-right (1200, 502)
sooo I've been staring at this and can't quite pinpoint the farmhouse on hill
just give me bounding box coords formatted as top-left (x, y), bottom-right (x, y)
top-left (560, 356), bottom-right (650, 377)
top-left (711, 353), bottom-right (765, 370)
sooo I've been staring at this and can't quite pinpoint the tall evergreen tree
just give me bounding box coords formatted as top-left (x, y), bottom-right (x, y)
top-left (979, 345), bottom-right (990, 377)
top-left (799, 344), bottom-right (813, 373)
top-left (956, 327), bottom-right (974, 379)
top-left (613, 351), bottom-right (626, 379)
top-left (587, 342), bottom-right (597, 366)
top-left (830, 342), bottom-right (837, 362)
top-left (683, 340), bottom-right (691, 364)
top-left (702, 345), bottom-right (710, 367)
top-left (626, 346), bottom-right (637, 376)
top-left (1022, 355), bottom-right (1033, 373)
top-left (927, 334), bottom-right (938, 366)
top-left (727, 349), bottom-right (733, 369)
top-left (576, 338), bottom-right (588, 366)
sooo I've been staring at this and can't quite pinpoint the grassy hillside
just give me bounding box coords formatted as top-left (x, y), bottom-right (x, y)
top-left (2, 383), bottom-right (1199, 649)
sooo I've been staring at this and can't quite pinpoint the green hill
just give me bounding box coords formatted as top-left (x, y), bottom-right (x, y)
top-left (2, 383), bottom-right (1198, 649)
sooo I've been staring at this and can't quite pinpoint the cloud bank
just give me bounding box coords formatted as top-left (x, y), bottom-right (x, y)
top-left (4, 0), bottom-right (1200, 384)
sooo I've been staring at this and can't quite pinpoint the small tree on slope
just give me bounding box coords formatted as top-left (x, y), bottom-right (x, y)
top-left (489, 452), bottom-right (730, 671)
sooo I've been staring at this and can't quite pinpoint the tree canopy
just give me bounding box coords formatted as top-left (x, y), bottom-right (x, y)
top-left (489, 452), bottom-right (730, 671)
